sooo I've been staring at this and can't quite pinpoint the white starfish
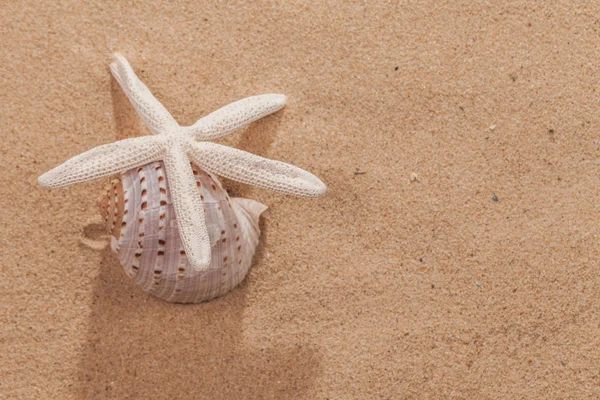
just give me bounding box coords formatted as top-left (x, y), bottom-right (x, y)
top-left (39, 53), bottom-right (326, 272)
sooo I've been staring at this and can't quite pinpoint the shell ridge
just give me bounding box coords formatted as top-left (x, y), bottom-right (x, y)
top-left (137, 167), bottom-right (158, 291)
top-left (151, 164), bottom-right (169, 295)
top-left (119, 171), bottom-right (138, 276)
top-left (233, 197), bottom-right (265, 281)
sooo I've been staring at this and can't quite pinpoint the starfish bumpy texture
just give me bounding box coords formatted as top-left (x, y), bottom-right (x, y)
top-left (39, 53), bottom-right (326, 272)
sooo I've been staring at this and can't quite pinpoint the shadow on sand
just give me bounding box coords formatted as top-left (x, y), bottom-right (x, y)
top-left (75, 77), bottom-right (321, 399)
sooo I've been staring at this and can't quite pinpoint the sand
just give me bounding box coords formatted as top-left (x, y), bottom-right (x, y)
top-left (2, 1), bottom-right (600, 398)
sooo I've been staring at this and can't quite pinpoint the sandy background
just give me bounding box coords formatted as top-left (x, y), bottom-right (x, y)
top-left (2, 1), bottom-right (600, 398)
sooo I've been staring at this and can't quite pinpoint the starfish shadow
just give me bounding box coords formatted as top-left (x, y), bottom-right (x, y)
top-left (110, 77), bottom-right (148, 138)
top-left (74, 79), bottom-right (321, 399)
top-left (222, 110), bottom-right (285, 199)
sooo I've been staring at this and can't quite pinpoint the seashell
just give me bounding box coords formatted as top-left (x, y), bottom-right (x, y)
top-left (38, 54), bottom-right (327, 304)
top-left (99, 161), bottom-right (267, 303)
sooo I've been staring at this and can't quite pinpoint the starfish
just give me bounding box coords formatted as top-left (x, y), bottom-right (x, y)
top-left (39, 53), bottom-right (326, 272)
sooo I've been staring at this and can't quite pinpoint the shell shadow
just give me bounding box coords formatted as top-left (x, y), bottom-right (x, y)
top-left (76, 244), bottom-right (321, 399)
top-left (73, 78), bottom-right (321, 399)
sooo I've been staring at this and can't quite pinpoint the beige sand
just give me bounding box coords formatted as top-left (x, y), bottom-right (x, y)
top-left (2, 1), bottom-right (600, 398)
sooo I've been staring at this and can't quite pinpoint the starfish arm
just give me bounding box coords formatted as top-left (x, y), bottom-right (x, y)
top-left (110, 53), bottom-right (179, 134)
top-left (38, 136), bottom-right (164, 188)
top-left (184, 94), bottom-right (286, 140)
top-left (188, 142), bottom-right (326, 197)
top-left (163, 147), bottom-right (212, 272)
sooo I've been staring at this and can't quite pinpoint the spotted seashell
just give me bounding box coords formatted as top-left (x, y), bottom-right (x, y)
top-left (98, 161), bottom-right (267, 303)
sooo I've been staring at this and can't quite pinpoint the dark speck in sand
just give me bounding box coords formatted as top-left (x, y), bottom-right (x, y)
top-left (492, 194), bottom-right (499, 202)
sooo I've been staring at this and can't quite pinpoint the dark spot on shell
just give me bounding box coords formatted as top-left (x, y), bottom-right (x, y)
top-left (200, 195), bottom-right (204, 201)
top-left (236, 236), bottom-right (240, 242)
top-left (139, 218), bottom-right (144, 224)
top-left (121, 221), bottom-right (126, 227)
top-left (159, 213), bottom-right (166, 220)
top-left (237, 245), bottom-right (241, 251)
top-left (158, 239), bottom-right (166, 245)
top-left (140, 177), bottom-right (146, 183)
top-left (233, 224), bottom-right (237, 229)
top-left (212, 184), bottom-right (217, 190)
top-left (196, 181), bottom-right (201, 187)
top-left (221, 230), bottom-right (226, 235)
top-left (139, 232), bottom-right (144, 237)
top-left (158, 176), bottom-right (165, 182)
top-left (137, 167), bottom-right (143, 173)
top-left (222, 238), bottom-right (226, 243)
top-left (160, 188), bottom-right (167, 194)
top-left (141, 202), bottom-right (148, 210)
top-left (223, 256), bottom-right (227, 262)
top-left (157, 250), bottom-right (165, 256)
top-left (155, 165), bottom-right (162, 170)
top-left (132, 265), bottom-right (139, 270)
top-left (180, 250), bottom-right (185, 256)
top-left (178, 266), bottom-right (185, 272)
top-left (160, 200), bottom-right (167, 206)
top-left (141, 189), bottom-right (147, 196)
top-left (135, 253), bottom-right (142, 258)
top-left (192, 170), bottom-right (198, 175)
